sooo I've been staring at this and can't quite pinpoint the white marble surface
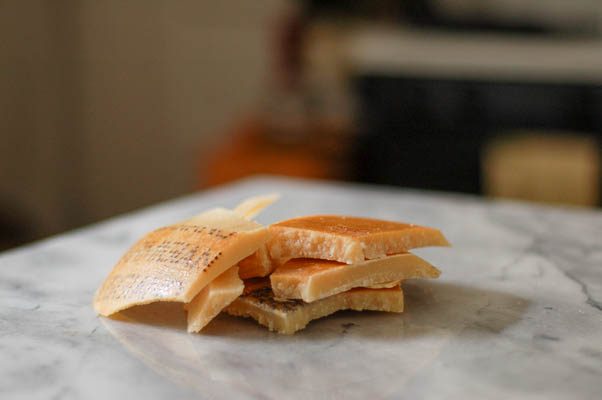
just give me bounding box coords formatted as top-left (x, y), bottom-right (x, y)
top-left (1, 177), bottom-right (602, 400)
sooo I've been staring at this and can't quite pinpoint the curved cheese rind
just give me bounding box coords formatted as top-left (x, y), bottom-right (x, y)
top-left (270, 253), bottom-right (439, 303)
top-left (93, 208), bottom-right (268, 316)
top-left (267, 215), bottom-right (450, 264)
top-left (226, 286), bottom-right (404, 335)
top-left (186, 266), bottom-right (244, 333)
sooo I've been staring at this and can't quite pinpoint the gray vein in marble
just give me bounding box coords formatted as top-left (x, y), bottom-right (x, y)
top-left (561, 270), bottom-right (602, 311)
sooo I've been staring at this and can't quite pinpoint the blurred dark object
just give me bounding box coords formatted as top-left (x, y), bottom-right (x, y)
top-left (299, 0), bottom-right (602, 206)
top-left (0, 209), bottom-right (32, 251)
top-left (304, 0), bottom-right (602, 37)
top-left (351, 76), bottom-right (602, 197)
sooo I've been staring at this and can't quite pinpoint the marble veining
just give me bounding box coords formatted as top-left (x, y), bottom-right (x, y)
top-left (1, 177), bottom-right (601, 400)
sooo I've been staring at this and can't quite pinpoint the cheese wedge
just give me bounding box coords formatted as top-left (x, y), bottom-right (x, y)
top-left (270, 253), bottom-right (439, 302)
top-left (186, 266), bottom-right (244, 333)
top-left (226, 284), bottom-right (404, 334)
top-left (267, 215), bottom-right (449, 264)
top-left (238, 245), bottom-right (274, 279)
top-left (94, 207), bottom-right (269, 316)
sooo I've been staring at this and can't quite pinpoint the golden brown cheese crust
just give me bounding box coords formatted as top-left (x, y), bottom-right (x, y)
top-left (268, 215), bottom-right (450, 264)
top-left (272, 215), bottom-right (417, 237)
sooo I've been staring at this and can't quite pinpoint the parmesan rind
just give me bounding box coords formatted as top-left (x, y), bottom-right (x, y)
top-left (94, 208), bottom-right (269, 317)
top-left (226, 286), bottom-right (404, 335)
top-left (270, 253), bottom-right (439, 303)
top-left (186, 266), bottom-right (244, 333)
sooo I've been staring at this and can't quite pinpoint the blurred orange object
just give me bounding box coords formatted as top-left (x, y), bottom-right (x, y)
top-left (200, 119), bottom-right (337, 187)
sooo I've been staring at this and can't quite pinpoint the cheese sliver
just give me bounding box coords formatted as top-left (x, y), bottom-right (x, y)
top-left (366, 280), bottom-right (402, 289)
top-left (270, 253), bottom-right (439, 302)
top-left (226, 285), bottom-right (404, 335)
top-left (233, 193), bottom-right (280, 219)
top-left (267, 215), bottom-right (450, 264)
top-left (186, 266), bottom-right (244, 333)
top-left (238, 245), bottom-right (274, 279)
top-left (94, 207), bottom-right (268, 316)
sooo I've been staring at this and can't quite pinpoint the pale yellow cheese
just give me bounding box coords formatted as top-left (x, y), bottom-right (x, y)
top-left (94, 207), bottom-right (269, 317)
top-left (238, 245), bottom-right (274, 279)
top-left (270, 253), bottom-right (439, 302)
top-left (233, 193), bottom-right (280, 219)
top-left (267, 215), bottom-right (450, 264)
top-left (226, 285), bottom-right (404, 335)
top-left (186, 266), bottom-right (244, 333)
top-left (366, 280), bottom-right (402, 289)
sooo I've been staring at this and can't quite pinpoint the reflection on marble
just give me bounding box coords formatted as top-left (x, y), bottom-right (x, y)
top-left (102, 281), bottom-right (527, 399)
top-left (1, 177), bottom-right (602, 399)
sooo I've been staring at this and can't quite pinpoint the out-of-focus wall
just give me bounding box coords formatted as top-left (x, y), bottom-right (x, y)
top-left (0, 0), bottom-right (287, 239)
top-left (0, 1), bottom-right (68, 238)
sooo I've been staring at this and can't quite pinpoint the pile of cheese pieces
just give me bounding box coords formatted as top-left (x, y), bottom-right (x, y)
top-left (94, 195), bottom-right (449, 334)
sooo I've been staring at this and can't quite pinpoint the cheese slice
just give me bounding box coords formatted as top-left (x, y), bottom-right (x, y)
top-left (238, 245), bottom-right (274, 279)
top-left (233, 194), bottom-right (278, 279)
top-left (267, 215), bottom-right (450, 264)
top-left (226, 284), bottom-right (404, 335)
top-left (233, 193), bottom-right (280, 219)
top-left (270, 253), bottom-right (439, 302)
top-left (94, 207), bottom-right (269, 316)
top-left (186, 266), bottom-right (244, 333)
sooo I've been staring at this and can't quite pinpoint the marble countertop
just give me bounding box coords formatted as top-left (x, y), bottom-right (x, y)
top-left (1, 177), bottom-right (601, 400)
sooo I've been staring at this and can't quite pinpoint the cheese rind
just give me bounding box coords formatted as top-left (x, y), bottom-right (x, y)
top-left (186, 266), bottom-right (244, 333)
top-left (93, 208), bottom-right (269, 316)
top-left (267, 215), bottom-right (450, 264)
top-left (226, 285), bottom-right (404, 335)
top-left (270, 253), bottom-right (439, 302)
top-left (238, 245), bottom-right (274, 279)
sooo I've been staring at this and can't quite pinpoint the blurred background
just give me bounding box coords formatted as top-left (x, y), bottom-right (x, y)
top-left (2, 0), bottom-right (602, 250)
